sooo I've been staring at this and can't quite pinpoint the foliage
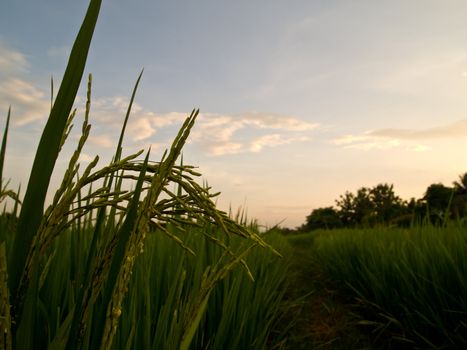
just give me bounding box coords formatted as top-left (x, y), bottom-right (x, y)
top-left (335, 184), bottom-right (406, 227)
top-left (313, 226), bottom-right (467, 349)
top-left (0, 1), bottom-right (282, 349)
top-left (423, 183), bottom-right (454, 224)
top-left (25, 224), bottom-right (290, 350)
top-left (302, 207), bottom-right (342, 231)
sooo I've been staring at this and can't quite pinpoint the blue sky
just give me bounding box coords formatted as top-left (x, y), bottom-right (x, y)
top-left (2, 0), bottom-right (467, 227)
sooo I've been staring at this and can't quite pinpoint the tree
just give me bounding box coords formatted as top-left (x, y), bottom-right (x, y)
top-left (401, 197), bottom-right (426, 225)
top-left (452, 173), bottom-right (467, 219)
top-left (335, 188), bottom-right (373, 227)
top-left (303, 207), bottom-right (342, 231)
top-left (369, 183), bottom-right (405, 224)
top-left (335, 184), bottom-right (405, 227)
top-left (423, 183), bottom-right (454, 224)
top-left (453, 172), bottom-right (467, 194)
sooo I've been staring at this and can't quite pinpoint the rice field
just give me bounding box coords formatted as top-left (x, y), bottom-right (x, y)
top-left (0, 213), bottom-right (291, 349)
top-left (286, 226), bottom-right (467, 349)
top-left (2, 1), bottom-right (467, 349)
top-left (0, 1), bottom-right (290, 348)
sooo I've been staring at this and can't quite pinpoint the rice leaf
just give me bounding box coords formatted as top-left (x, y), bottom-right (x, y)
top-left (91, 151), bottom-right (150, 350)
top-left (0, 107), bottom-right (10, 193)
top-left (9, 0), bottom-right (102, 325)
top-left (179, 289), bottom-right (211, 350)
top-left (114, 70), bottom-right (143, 163)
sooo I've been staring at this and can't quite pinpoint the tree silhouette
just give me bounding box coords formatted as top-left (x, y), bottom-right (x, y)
top-left (369, 183), bottom-right (405, 225)
top-left (423, 183), bottom-right (453, 224)
top-left (334, 184), bottom-right (405, 227)
top-left (300, 173), bottom-right (467, 231)
top-left (452, 173), bottom-right (467, 219)
top-left (303, 207), bottom-right (342, 230)
top-left (453, 173), bottom-right (467, 194)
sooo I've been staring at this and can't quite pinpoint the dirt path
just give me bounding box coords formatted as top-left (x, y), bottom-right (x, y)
top-left (283, 237), bottom-right (378, 349)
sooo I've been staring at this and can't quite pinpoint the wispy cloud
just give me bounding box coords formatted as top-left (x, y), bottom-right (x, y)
top-left (332, 119), bottom-right (467, 152)
top-left (333, 134), bottom-right (406, 151)
top-left (0, 43), bottom-right (50, 125)
top-left (249, 134), bottom-right (310, 153)
top-left (234, 112), bottom-right (318, 131)
top-left (78, 101), bottom-right (318, 156)
top-left (78, 153), bottom-right (95, 163)
top-left (86, 134), bottom-right (114, 148)
top-left (369, 119), bottom-right (467, 139)
top-left (77, 97), bottom-right (187, 146)
top-left (0, 42), bottom-right (28, 73)
top-left (0, 78), bottom-right (49, 125)
top-left (191, 112), bottom-right (318, 156)
top-left (127, 117), bottom-right (155, 141)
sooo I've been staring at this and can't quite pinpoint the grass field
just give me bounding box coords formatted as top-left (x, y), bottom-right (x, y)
top-left (0, 2), bottom-right (289, 348)
top-left (0, 213), bottom-right (291, 349)
top-left (284, 227), bottom-right (467, 349)
top-left (2, 1), bottom-right (467, 349)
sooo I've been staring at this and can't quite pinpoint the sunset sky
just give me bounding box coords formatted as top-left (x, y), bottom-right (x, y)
top-left (2, 1), bottom-right (467, 227)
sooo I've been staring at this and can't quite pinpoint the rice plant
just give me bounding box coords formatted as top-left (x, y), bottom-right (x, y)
top-left (313, 226), bottom-right (467, 348)
top-left (0, 1), bottom-right (283, 349)
top-left (23, 220), bottom-right (290, 350)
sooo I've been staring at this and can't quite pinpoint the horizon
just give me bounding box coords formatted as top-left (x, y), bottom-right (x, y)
top-left (2, 1), bottom-right (467, 228)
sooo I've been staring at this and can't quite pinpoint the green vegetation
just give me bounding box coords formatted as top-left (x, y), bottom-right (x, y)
top-left (0, 1), bottom-right (288, 349)
top-left (286, 227), bottom-right (467, 349)
top-left (2, 1), bottom-right (466, 350)
top-left (284, 232), bottom-right (378, 350)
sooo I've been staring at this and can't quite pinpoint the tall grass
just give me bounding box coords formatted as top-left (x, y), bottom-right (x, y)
top-left (313, 226), bottom-right (467, 348)
top-left (0, 1), bottom-right (285, 349)
top-left (41, 225), bottom-right (291, 350)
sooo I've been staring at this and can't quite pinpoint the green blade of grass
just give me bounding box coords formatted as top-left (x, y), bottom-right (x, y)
top-left (106, 71), bottom-right (143, 229)
top-left (65, 200), bottom-right (108, 350)
top-left (0, 107), bottom-right (11, 193)
top-left (90, 150), bottom-right (150, 350)
top-left (114, 70), bottom-right (143, 163)
top-left (179, 289), bottom-right (211, 350)
top-left (9, 0), bottom-right (102, 323)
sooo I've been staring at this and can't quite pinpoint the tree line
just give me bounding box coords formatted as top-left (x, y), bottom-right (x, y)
top-left (296, 173), bottom-right (467, 232)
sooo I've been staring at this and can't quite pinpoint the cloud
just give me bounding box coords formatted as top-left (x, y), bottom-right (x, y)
top-left (330, 119), bottom-right (467, 152)
top-left (80, 97), bottom-right (186, 135)
top-left (76, 98), bottom-right (317, 156)
top-left (0, 43), bottom-right (50, 125)
top-left (0, 78), bottom-right (49, 125)
top-left (0, 43), bottom-right (28, 73)
top-left (333, 134), bottom-right (404, 151)
top-left (78, 153), bottom-right (95, 163)
top-left (191, 112), bottom-right (317, 155)
top-left (209, 142), bottom-right (243, 156)
top-left (128, 117), bottom-right (155, 141)
top-left (238, 112), bottom-right (319, 131)
top-left (369, 119), bottom-right (467, 139)
top-left (249, 134), bottom-right (310, 153)
top-left (87, 134), bottom-right (114, 148)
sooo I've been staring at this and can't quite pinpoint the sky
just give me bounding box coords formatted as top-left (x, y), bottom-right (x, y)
top-left (2, 0), bottom-right (467, 228)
